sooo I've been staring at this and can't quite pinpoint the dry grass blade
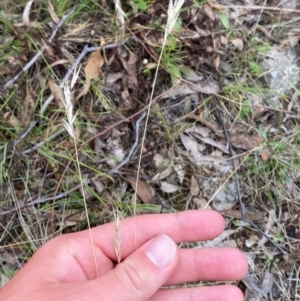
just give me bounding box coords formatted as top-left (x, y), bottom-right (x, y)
top-left (134, 0), bottom-right (185, 222)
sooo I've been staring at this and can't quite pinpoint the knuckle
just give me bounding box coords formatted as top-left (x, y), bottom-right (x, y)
top-left (115, 261), bottom-right (145, 297)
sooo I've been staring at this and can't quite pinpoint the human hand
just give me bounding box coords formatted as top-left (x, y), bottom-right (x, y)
top-left (0, 210), bottom-right (248, 301)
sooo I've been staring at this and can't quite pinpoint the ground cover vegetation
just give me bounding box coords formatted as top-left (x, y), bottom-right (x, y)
top-left (0, 0), bottom-right (300, 300)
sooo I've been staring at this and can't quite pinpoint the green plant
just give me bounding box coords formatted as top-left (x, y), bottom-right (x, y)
top-left (133, 0), bottom-right (155, 11)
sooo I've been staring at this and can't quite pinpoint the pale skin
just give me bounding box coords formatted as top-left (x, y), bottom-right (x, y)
top-left (0, 210), bottom-right (248, 301)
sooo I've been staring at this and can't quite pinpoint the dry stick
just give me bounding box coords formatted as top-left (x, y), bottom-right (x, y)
top-left (0, 183), bottom-right (86, 216)
top-left (109, 111), bottom-right (147, 174)
top-left (20, 129), bottom-right (65, 155)
top-left (0, 43), bottom-right (118, 162)
top-left (216, 109), bottom-right (288, 255)
top-left (2, 7), bottom-right (76, 91)
top-left (220, 5), bottom-right (300, 13)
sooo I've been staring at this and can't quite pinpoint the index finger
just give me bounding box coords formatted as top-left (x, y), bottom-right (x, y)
top-left (79, 210), bottom-right (224, 260)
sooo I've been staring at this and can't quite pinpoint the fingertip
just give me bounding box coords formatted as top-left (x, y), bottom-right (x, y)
top-left (224, 248), bottom-right (249, 279)
top-left (195, 210), bottom-right (225, 238)
top-left (221, 285), bottom-right (245, 301)
top-left (206, 210), bottom-right (225, 232)
top-left (234, 249), bottom-right (249, 279)
top-left (204, 285), bottom-right (245, 301)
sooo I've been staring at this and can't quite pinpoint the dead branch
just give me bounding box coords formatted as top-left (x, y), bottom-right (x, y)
top-left (0, 182), bottom-right (87, 216)
top-left (110, 111), bottom-right (147, 174)
top-left (216, 109), bottom-right (288, 255)
top-left (2, 7), bottom-right (76, 91)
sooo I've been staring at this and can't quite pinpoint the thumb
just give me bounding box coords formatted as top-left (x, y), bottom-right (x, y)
top-left (89, 234), bottom-right (178, 301)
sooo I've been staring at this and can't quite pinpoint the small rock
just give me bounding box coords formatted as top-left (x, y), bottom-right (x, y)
top-left (212, 181), bottom-right (240, 211)
top-left (261, 47), bottom-right (299, 108)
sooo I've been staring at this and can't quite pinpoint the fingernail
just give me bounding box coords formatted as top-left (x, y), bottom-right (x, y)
top-left (145, 235), bottom-right (177, 268)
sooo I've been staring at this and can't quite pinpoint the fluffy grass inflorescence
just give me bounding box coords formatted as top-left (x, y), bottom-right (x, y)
top-left (61, 68), bottom-right (99, 277)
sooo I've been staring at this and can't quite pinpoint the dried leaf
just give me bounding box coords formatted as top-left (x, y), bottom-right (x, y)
top-left (213, 36), bottom-right (221, 49)
top-left (76, 49), bottom-right (104, 101)
top-left (262, 271), bottom-right (274, 296)
top-left (261, 148), bottom-right (270, 161)
top-left (42, 39), bottom-right (55, 56)
top-left (220, 209), bottom-right (264, 221)
top-left (153, 147), bottom-right (174, 181)
top-left (4, 112), bottom-right (21, 130)
top-left (20, 93), bottom-right (35, 127)
top-left (120, 52), bottom-right (138, 87)
top-left (49, 79), bottom-right (65, 108)
top-left (161, 81), bottom-right (220, 99)
top-left (230, 133), bottom-right (263, 151)
top-left (245, 235), bottom-right (258, 248)
top-left (153, 153), bottom-right (164, 168)
top-left (213, 55), bottom-right (221, 71)
top-left (200, 229), bottom-right (240, 247)
top-left (90, 177), bottom-right (105, 194)
top-left (160, 181), bottom-right (179, 193)
top-left (152, 162), bottom-right (173, 181)
top-left (193, 197), bottom-right (211, 210)
top-left (203, 3), bottom-right (215, 22)
top-left (174, 163), bottom-right (185, 184)
top-left (190, 175), bottom-right (199, 196)
top-left (1, 273), bottom-right (10, 287)
top-left (256, 25), bottom-right (274, 41)
top-left (47, 0), bottom-right (60, 24)
top-left (231, 38), bottom-right (244, 51)
top-left (180, 133), bottom-right (204, 162)
top-left (105, 71), bottom-right (125, 85)
top-left (258, 209), bottom-right (276, 247)
top-left (180, 65), bottom-right (204, 82)
top-left (189, 132), bottom-right (229, 154)
top-left (57, 210), bottom-right (87, 228)
top-left (288, 35), bottom-right (300, 47)
top-left (179, 30), bottom-right (201, 40)
top-left (127, 176), bottom-right (156, 204)
top-left (106, 137), bottom-right (125, 167)
top-left (220, 35), bottom-right (228, 45)
top-left (185, 125), bottom-right (212, 137)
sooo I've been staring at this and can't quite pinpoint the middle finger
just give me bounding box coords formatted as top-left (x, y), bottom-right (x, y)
top-left (165, 247), bottom-right (248, 285)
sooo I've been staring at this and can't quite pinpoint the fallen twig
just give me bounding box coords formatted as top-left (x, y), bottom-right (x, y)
top-left (216, 108), bottom-right (288, 255)
top-left (2, 7), bottom-right (76, 91)
top-left (0, 183), bottom-right (87, 216)
top-left (110, 111), bottom-right (147, 174)
top-left (21, 129), bottom-right (65, 155)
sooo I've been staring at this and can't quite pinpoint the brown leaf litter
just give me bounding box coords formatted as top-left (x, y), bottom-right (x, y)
top-left (76, 48), bottom-right (104, 101)
top-left (127, 176), bottom-right (156, 205)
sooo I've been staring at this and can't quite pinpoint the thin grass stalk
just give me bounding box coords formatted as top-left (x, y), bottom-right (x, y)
top-left (61, 69), bottom-right (99, 277)
top-left (133, 0), bottom-right (185, 236)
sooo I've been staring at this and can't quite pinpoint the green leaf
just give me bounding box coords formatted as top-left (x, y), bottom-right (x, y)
top-left (167, 63), bottom-right (181, 85)
top-left (220, 13), bottom-right (230, 29)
